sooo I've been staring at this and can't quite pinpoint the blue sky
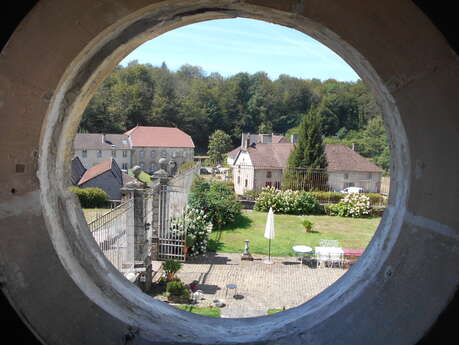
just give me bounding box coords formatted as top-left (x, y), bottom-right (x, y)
top-left (121, 18), bottom-right (360, 81)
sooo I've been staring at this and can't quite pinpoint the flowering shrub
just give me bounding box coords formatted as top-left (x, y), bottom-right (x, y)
top-left (328, 193), bottom-right (371, 218)
top-left (170, 208), bottom-right (213, 256)
top-left (254, 187), bottom-right (321, 215)
top-left (188, 178), bottom-right (241, 228)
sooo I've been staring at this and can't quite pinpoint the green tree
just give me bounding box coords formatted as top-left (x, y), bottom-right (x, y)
top-left (285, 112), bottom-right (327, 190)
top-left (207, 130), bottom-right (232, 165)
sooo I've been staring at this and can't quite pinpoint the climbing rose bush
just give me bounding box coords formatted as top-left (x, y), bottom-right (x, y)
top-left (170, 208), bottom-right (213, 256)
top-left (328, 192), bottom-right (371, 218)
top-left (254, 187), bottom-right (320, 215)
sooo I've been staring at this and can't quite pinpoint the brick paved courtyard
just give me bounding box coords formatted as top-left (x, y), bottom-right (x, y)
top-left (175, 252), bottom-right (347, 318)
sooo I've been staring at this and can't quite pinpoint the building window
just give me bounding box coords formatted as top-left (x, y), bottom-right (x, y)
top-left (266, 171), bottom-right (272, 178)
top-left (245, 179), bottom-right (248, 188)
top-left (112, 150), bottom-right (116, 157)
top-left (161, 150), bottom-right (167, 158)
top-left (367, 172), bottom-right (372, 179)
top-left (237, 176), bottom-right (240, 185)
top-left (150, 151), bottom-right (155, 158)
top-left (140, 162), bottom-right (145, 169)
top-left (172, 151), bottom-right (176, 158)
top-left (274, 181), bottom-right (281, 189)
top-left (123, 150), bottom-right (128, 158)
top-left (150, 162), bottom-right (155, 172)
top-left (139, 150), bottom-right (145, 158)
top-left (82, 150), bottom-right (87, 158)
top-left (344, 173), bottom-right (349, 179)
top-left (122, 163), bottom-right (128, 170)
top-left (97, 150), bottom-right (102, 158)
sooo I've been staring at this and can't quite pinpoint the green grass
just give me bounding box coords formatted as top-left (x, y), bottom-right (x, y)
top-left (83, 208), bottom-right (110, 223)
top-left (267, 308), bottom-right (284, 315)
top-left (175, 305), bottom-right (221, 317)
top-left (209, 211), bottom-right (380, 257)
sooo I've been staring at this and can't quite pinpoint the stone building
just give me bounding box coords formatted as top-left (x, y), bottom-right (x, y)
top-left (73, 133), bottom-right (132, 170)
top-left (74, 126), bottom-right (195, 174)
top-left (125, 126), bottom-right (195, 174)
top-left (231, 133), bottom-right (383, 195)
top-left (71, 157), bottom-right (135, 200)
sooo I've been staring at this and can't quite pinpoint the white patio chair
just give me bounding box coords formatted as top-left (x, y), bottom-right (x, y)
top-left (319, 239), bottom-right (339, 247)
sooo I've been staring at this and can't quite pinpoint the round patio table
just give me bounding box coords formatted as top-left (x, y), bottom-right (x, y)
top-left (292, 245), bottom-right (313, 265)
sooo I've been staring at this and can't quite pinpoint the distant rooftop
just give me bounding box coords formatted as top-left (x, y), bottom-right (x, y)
top-left (124, 126), bottom-right (195, 148)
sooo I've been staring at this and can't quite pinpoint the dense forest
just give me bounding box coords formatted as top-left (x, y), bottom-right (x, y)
top-left (80, 61), bottom-right (389, 172)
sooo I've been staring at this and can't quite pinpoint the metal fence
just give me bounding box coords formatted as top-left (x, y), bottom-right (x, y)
top-left (232, 164), bottom-right (387, 195)
top-left (88, 198), bottom-right (134, 274)
top-left (158, 163), bottom-right (200, 261)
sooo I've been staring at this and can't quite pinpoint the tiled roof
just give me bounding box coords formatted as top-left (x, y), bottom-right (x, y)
top-left (236, 143), bottom-right (294, 168)
top-left (125, 126), bottom-right (195, 148)
top-left (71, 157), bottom-right (86, 185)
top-left (78, 159), bottom-right (113, 185)
top-left (234, 143), bottom-right (383, 173)
top-left (74, 133), bottom-right (130, 150)
top-left (325, 144), bottom-right (383, 172)
top-left (227, 135), bottom-right (289, 159)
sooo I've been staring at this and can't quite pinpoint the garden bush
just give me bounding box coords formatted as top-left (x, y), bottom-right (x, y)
top-left (170, 208), bottom-right (213, 256)
top-left (309, 191), bottom-right (344, 204)
top-left (166, 280), bottom-right (190, 301)
top-left (327, 193), bottom-right (371, 218)
top-left (254, 187), bottom-right (321, 215)
top-left (188, 178), bottom-right (241, 228)
top-left (69, 186), bottom-right (109, 208)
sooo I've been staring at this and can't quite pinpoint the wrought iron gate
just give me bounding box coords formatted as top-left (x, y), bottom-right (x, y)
top-left (158, 184), bottom-right (188, 261)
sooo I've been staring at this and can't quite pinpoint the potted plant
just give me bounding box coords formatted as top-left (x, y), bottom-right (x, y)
top-left (302, 219), bottom-right (314, 232)
top-left (163, 259), bottom-right (183, 282)
top-left (183, 235), bottom-right (195, 255)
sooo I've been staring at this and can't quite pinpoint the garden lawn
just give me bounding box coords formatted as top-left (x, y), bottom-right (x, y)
top-left (209, 211), bottom-right (380, 257)
top-left (175, 305), bottom-right (221, 317)
top-left (83, 208), bottom-right (111, 223)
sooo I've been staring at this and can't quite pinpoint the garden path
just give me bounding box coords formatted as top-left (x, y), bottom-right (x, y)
top-left (176, 252), bottom-right (347, 318)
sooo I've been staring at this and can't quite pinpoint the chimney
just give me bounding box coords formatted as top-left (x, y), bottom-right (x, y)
top-left (352, 143), bottom-right (355, 151)
top-left (241, 133), bottom-right (249, 149)
top-left (260, 134), bottom-right (272, 144)
top-left (290, 134), bottom-right (298, 144)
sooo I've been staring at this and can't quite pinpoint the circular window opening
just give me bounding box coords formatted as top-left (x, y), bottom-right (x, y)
top-left (39, 4), bottom-right (409, 344)
top-left (70, 17), bottom-right (391, 319)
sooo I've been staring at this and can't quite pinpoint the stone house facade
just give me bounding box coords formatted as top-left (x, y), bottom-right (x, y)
top-left (74, 133), bottom-right (132, 170)
top-left (125, 126), bottom-right (195, 174)
top-left (232, 133), bottom-right (383, 195)
top-left (73, 126), bottom-right (195, 174)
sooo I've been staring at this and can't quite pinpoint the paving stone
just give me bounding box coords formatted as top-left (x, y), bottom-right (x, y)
top-left (177, 252), bottom-right (347, 318)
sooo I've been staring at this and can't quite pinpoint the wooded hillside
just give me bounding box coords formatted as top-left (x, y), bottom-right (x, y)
top-left (80, 61), bottom-right (389, 172)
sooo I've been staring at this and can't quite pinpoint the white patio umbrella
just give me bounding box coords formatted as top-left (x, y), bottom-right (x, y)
top-left (264, 207), bottom-right (275, 264)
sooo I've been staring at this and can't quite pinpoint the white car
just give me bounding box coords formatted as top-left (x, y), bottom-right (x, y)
top-left (341, 187), bottom-right (364, 194)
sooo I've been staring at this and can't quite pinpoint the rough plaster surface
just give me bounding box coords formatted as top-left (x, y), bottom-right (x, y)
top-left (0, 1), bottom-right (458, 344)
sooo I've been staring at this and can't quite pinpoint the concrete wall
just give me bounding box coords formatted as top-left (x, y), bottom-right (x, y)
top-left (131, 147), bottom-right (194, 173)
top-left (74, 149), bottom-right (132, 170)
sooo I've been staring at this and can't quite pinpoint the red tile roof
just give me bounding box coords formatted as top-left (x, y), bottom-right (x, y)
top-left (78, 159), bottom-right (113, 185)
top-left (234, 143), bottom-right (383, 173)
top-left (325, 144), bottom-right (383, 172)
top-left (125, 126), bottom-right (195, 148)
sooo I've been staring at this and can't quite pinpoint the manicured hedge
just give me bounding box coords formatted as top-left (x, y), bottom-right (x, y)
top-left (310, 191), bottom-right (386, 206)
top-left (70, 186), bottom-right (109, 208)
top-left (254, 187), bottom-right (321, 215)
